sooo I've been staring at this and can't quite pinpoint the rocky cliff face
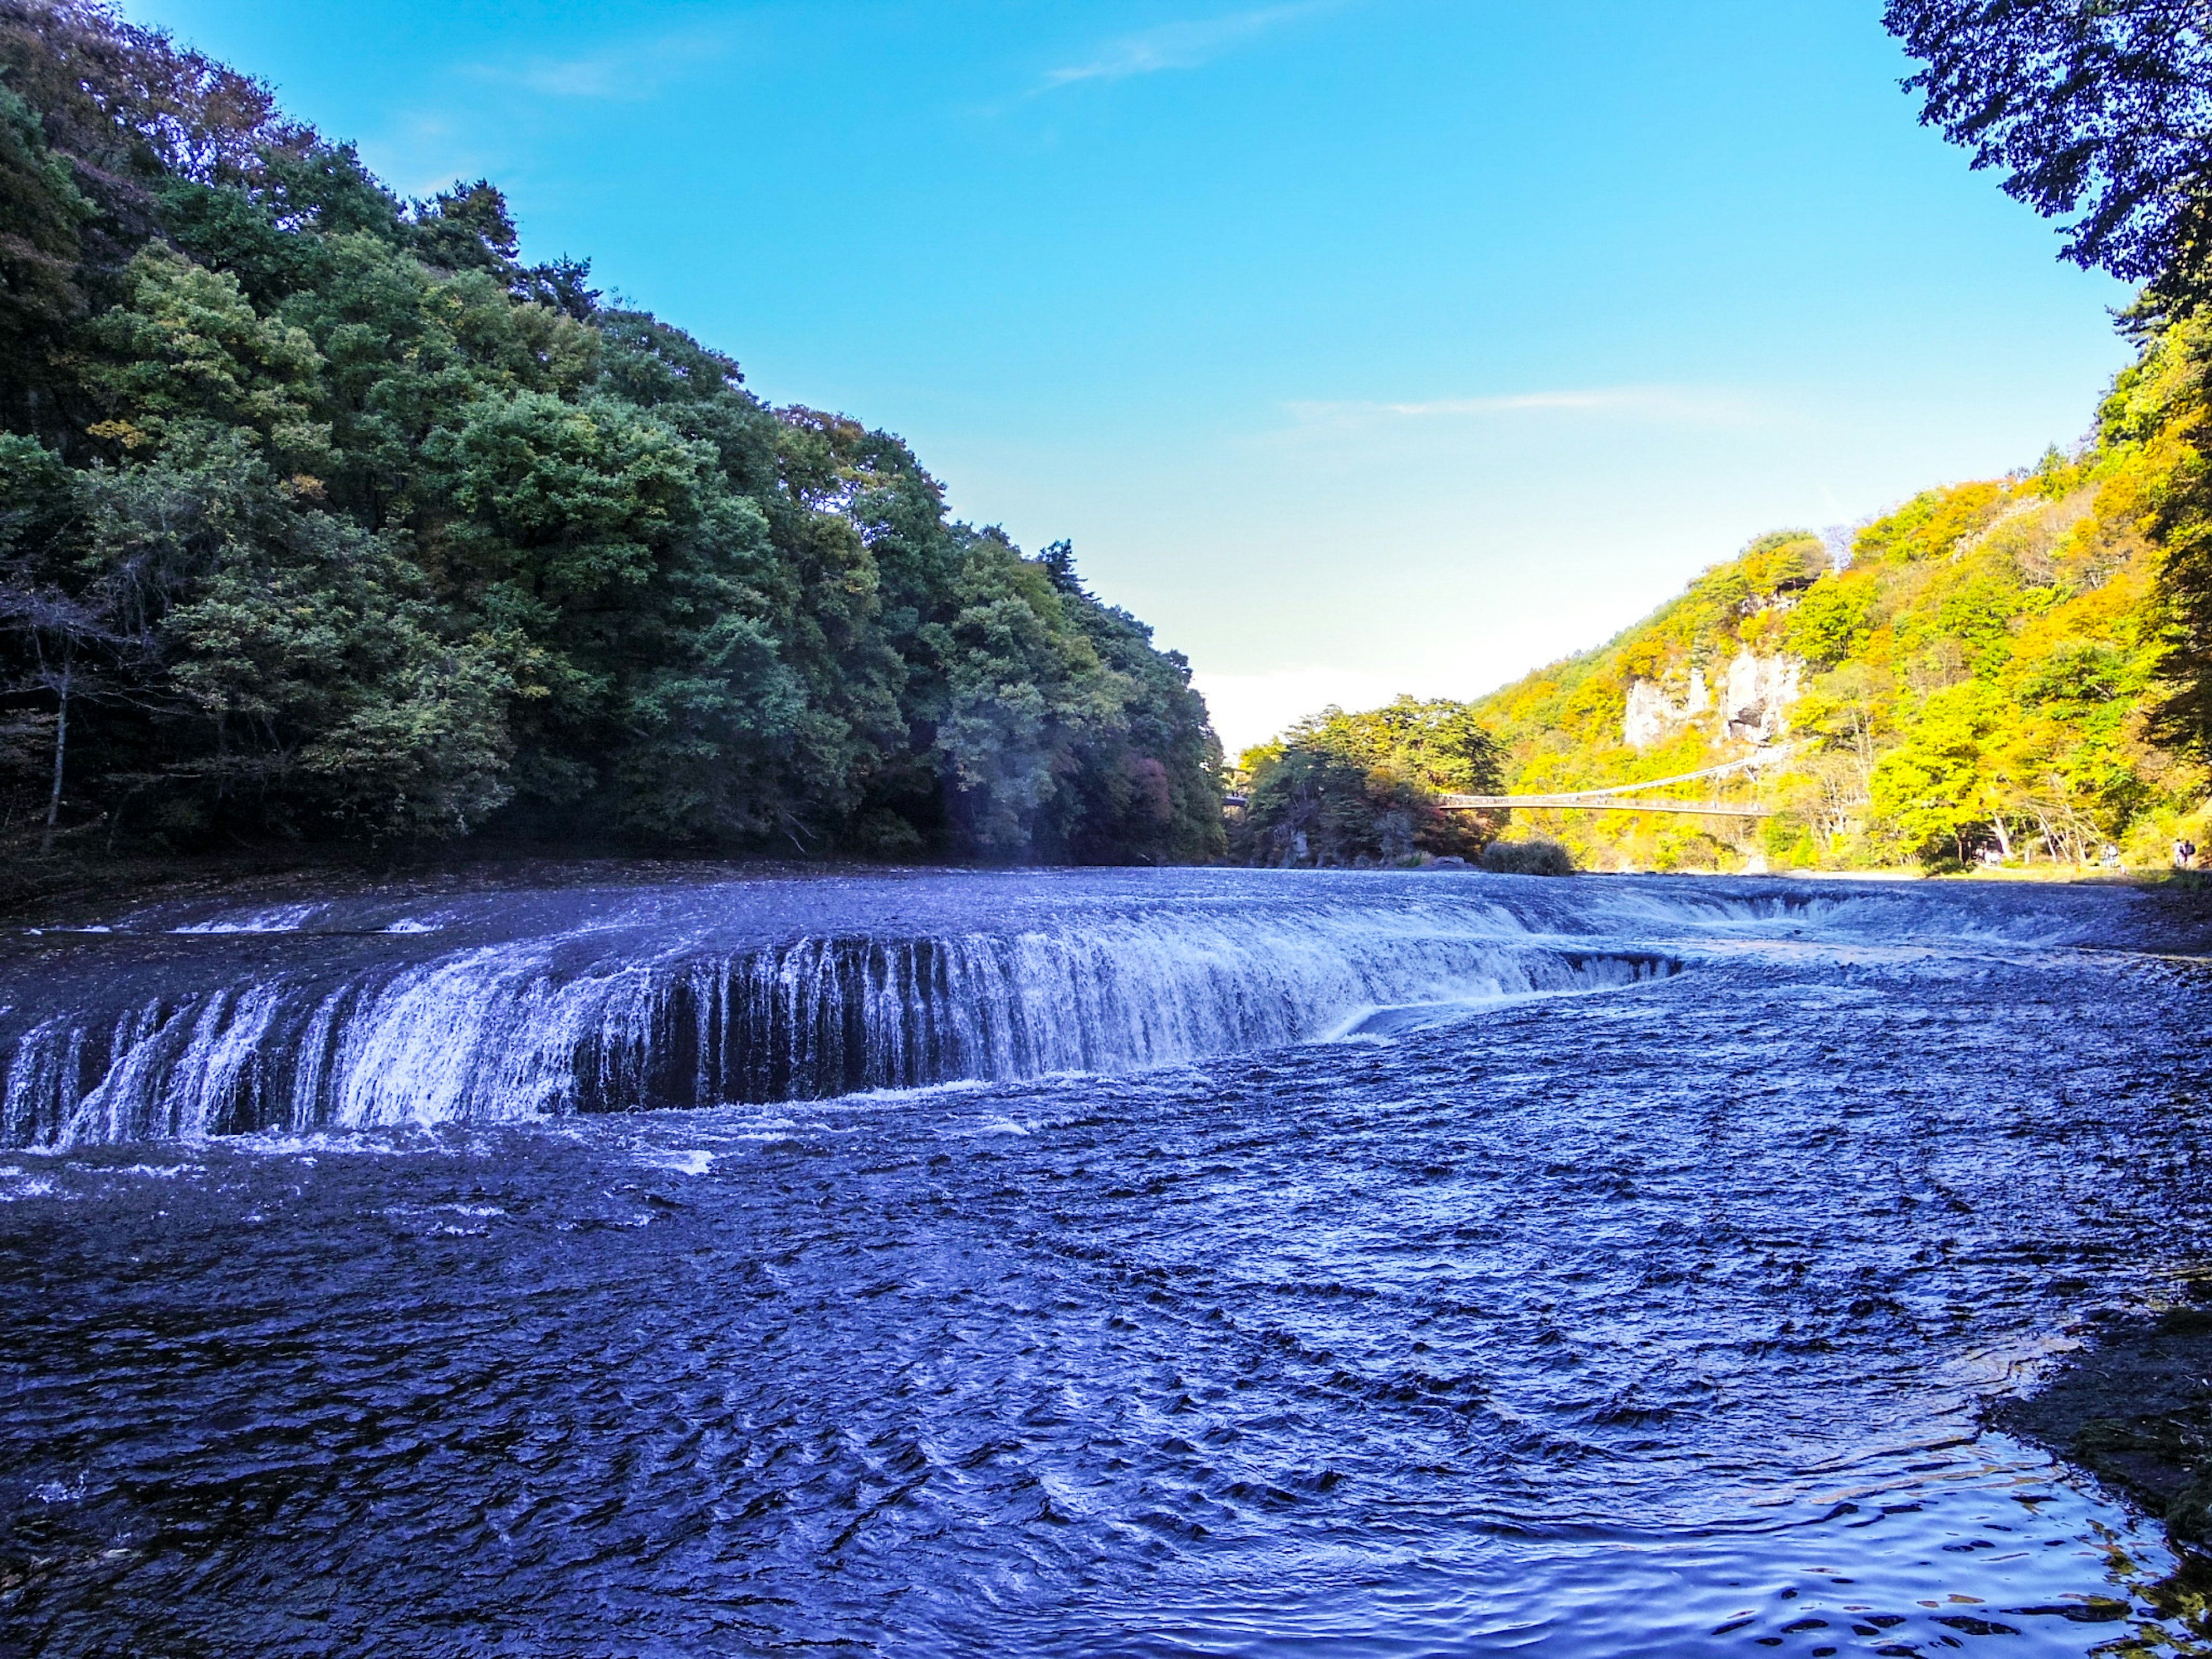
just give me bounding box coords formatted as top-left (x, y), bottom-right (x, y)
top-left (1717, 652), bottom-right (1801, 744)
top-left (1623, 652), bottom-right (1800, 749)
top-left (1623, 670), bottom-right (1709, 749)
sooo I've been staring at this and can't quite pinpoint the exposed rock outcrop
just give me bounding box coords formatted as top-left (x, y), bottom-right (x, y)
top-left (1717, 650), bottom-right (1801, 744)
top-left (1623, 669), bottom-right (1709, 749)
top-left (1624, 652), bottom-right (1800, 749)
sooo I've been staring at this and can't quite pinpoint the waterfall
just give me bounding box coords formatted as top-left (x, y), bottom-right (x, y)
top-left (0, 901), bottom-right (1681, 1147)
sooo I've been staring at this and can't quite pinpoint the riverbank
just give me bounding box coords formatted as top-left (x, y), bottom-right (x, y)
top-left (1994, 1305), bottom-right (2212, 1630)
top-left (2000, 1304), bottom-right (2212, 1543)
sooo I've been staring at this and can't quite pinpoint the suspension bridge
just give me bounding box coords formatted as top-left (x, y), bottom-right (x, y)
top-left (1435, 748), bottom-right (1793, 817)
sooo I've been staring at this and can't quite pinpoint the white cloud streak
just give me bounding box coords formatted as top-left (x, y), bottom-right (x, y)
top-left (1040, 2), bottom-right (1338, 90)
top-left (472, 25), bottom-right (738, 102)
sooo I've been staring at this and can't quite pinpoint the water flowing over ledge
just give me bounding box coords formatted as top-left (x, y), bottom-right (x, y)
top-left (9, 870), bottom-right (2208, 1654)
top-left (0, 869), bottom-right (2131, 1149)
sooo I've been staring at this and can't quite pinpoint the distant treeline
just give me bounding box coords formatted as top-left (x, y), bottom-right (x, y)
top-left (0, 1), bottom-right (1224, 863)
top-left (1230, 697), bottom-right (1503, 867)
top-left (1249, 6), bottom-right (2212, 875)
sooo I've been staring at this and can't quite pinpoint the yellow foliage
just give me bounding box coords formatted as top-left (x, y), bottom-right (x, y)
top-left (1463, 379), bottom-right (2208, 873)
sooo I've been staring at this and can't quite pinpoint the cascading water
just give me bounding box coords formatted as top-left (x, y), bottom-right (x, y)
top-left (6, 866), bottom-right (2210, 1657)
top-left (1, 877), bottom-right (1687, 1147)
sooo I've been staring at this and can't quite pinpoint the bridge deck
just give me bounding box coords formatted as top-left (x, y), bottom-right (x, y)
top-left (1438, 794), bottom-right (1777, 817)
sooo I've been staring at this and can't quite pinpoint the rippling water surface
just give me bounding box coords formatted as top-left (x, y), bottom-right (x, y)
top-left (3, 869), bottom-right (2211, 1656)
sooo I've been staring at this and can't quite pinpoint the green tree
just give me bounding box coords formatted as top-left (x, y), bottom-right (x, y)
top-left (1786, 575), bottom-right (1879, 666)
top-left (0, 84), bottom-right (90, 409)
top-left (1237, 697), bottom-right (1500, 866)
top-left (1884, 0), bottom-right (2212, 317)
top-left (1871, 682), bottom-right (2002, 861)
top-left (82, 248), bottom-right (328, 468)
top-left (0, 2), bottom-right (1226, 863)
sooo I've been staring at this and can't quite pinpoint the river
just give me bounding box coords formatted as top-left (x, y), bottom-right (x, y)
top-left (2, 868), bottom-right (2208, 1655)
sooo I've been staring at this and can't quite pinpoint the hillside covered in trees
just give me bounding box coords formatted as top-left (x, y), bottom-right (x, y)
top-left (1229, 339), bottom-right (2212, 876)
top-left (1467, 321), bottom-right (2212, 873)
top-left (1232, 306), bottom-right (2212, 876)
top-left (0, 1), bottom-right (1224, 865)
top-left (1228, 697), bottom-right (1503, 867)
top-left (1235, 310), bottom-right (2212, 876)
top-left (1229, 1), bottom-right (2212, 878)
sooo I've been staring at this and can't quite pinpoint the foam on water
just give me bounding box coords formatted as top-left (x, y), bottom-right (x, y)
top-left (168, 903), bottom-right (328, 935)
top-left (0, 871), bottom-right (2165, 1151)
top-left (2, 871), bottom-right (2207, 1655)
top-left (0, 888), bottom-right (1693, 1147)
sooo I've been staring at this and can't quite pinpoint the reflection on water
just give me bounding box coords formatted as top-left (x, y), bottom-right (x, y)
top-left (2, 870), bottom-right (2211, 1654)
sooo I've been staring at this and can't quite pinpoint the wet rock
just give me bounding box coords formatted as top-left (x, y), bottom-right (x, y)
top-left (1996, 1305), bottom-right (2212, 1544)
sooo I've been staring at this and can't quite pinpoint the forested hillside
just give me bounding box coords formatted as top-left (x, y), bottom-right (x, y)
top-left (0, 1), bottom-right (1224, 864)
top-left (1468, 322), bottom-right (2212, 873)
top-left (1228, 698), bottom-right (1503, 867)
top-left (1225, 1), bottom-right (2212, 878)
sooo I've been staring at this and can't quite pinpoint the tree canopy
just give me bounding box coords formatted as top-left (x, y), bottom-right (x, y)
top-left (1884, 0), bottom-right (2212, 317)
top-left (0, 1), bottom-right (1224, 863)
top-left (1232, 697), bottom-right (1502, 867)
top-left (1885, 1), bottom-right (2212, 800)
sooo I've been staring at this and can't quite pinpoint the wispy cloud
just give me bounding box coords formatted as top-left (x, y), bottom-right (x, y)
top-left (1285, 386), bottom-right (1773, 428)
top-left (1040, 2), bottom-right (1338, 91)
top-left (374, 110), bottom-right (506, 200)
top-left (471, 24), bottom-right (739, 102)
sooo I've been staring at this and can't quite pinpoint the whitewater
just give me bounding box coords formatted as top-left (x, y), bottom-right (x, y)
top-left (2, 867), bottom-right (2210, 1655)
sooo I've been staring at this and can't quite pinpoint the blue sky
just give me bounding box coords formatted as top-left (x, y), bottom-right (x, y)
top-left (135, 0), bottom-right (2136, 751)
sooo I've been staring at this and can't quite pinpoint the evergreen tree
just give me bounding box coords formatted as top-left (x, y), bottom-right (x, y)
top-left (0, 1), bottom-right (1224, 862)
